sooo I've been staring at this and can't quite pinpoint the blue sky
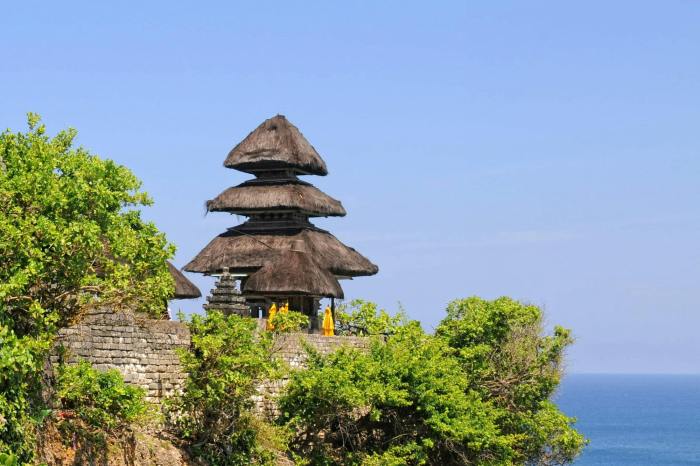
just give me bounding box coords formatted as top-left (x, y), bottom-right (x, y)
top-left (2, 1), bottom-right (699, 373)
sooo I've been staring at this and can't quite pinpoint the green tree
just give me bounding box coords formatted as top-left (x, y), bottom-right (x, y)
top-left (269, 309), bottom-right (309, 333)
top-left (280, 323), bottom-right (513, 465)
top-left (436, 297), bottom-right (585, 465)
top-left (0, 115), bottom-right (174, 460)
top-left (335, 299), bottom-right (407, 336)
top-left (280, 298), bottom-right (585, 465)
top-left (166, 310), bottom-right (285, 465)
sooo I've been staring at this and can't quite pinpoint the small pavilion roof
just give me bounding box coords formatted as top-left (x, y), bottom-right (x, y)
top-left (224, 115), bottom-right (328, 176)
top-left (168, 262), bottom-right (202, 299)
top-left (206, 181), bottom-right (346, 217)
top-left (243, 249), bottom-right (344, 299)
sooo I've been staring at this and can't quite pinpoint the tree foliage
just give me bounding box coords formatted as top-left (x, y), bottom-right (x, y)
top-left (269, 309), bottom-right (309, 334)
top-left (0, 115), bottom-right (174, 460)
top-left (436, 297), bottom-right (585, 465)
top-left (166, 310), bottom-right (284, 465)
top-left (0, 453), bottom-right (18, 466)
top-left (335, 299), bottom-right (407, 336)
top-left (55, 361), bottom-right (148, 432)
top-left (280, 297), bottom-right (585, 465)
top-left (0, 115), bottom-right (585, 465)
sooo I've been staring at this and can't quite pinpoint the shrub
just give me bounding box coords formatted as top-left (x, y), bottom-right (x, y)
top-left (280, 298), bottom-right (585, 465)
top-left (55, 361), bottom-right (148, 431)
top-left (334, 299), bottom-right (406, 336)
top-left (166, 310), bottom-right (284, 465)
top-left (280, 322), bottom-right (512, 465)
top-left (0, 453), bottom-right (18, 466)
top-left (0, 114), bottom-right (173, 460)
top-left (0, 322), bottom-right (51, 460)
top-left (436, 297), bottom-right (586, 464)
top-left (269, 309), bottom-right (309, 333)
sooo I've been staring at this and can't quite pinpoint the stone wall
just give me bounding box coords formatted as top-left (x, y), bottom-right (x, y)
top-left (54, 311), bottom-right (369, 410)
top-left (53, 309), bottom-right (190, 401)
top-left (272, 333), bottom-right (370, 368)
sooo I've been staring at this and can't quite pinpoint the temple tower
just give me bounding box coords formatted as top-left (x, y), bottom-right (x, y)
top-left (185, 115), bottom-right (377, 321)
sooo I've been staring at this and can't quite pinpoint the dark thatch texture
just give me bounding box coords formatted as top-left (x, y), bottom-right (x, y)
top-left (207, 183), bottom-right (346, 217)
top-left (184, 228), bottom-right (378, 278)
top-left (243, 250), bottom-right (344, 298)
top-left (167, 262), bottom-right (202, 299)
top-left (224, 115), bottom-right (328, 176)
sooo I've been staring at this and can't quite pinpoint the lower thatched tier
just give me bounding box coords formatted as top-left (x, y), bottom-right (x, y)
top-left (243, 250), bottom-right (344, 299)
top-left (184, 228), bottom-right (378, 278)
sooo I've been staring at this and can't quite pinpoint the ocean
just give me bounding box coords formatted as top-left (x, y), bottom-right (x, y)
top-left (555, 374), bottom-right (700, 465)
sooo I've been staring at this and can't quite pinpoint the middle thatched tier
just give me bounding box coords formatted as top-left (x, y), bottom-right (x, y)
top-left (184, 228), bottom-right (378, 278)
top-left (206, 182), bottom-right (346, 217)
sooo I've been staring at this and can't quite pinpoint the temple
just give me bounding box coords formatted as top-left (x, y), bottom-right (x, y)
top-left (184, 115), bottom-right (377, 324)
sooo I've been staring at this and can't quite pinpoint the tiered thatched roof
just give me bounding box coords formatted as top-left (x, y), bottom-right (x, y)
top-left (207, 182), bottom-right (346, 217)
top-left (187, 115), bottom-right (377, 306)
top-left (224, 115), bottom-right (328, 176)
top-left (167, 262), bottom-right (201, 299)
top-left (243, 250), bottom-right (344, 298)
top-left (184, 228), bottom-right (378, 278)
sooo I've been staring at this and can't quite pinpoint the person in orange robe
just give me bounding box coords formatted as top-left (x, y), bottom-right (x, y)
top-left (322, 306), bottom-right (334, 336)
top-left (266, 303), bottom-right (277, 331)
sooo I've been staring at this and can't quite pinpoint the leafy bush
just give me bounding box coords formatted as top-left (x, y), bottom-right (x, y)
top-left (0, 453), bottom-right (18, 466)
top-left (269, 309), bottom-right (309, 333)
top-left (334, 299), bottom-right (406, 336)
top-left (280, 323), bottom-right (511, 465)
top-left (166, 310), bottom-right (284, 465)
top-left (0, 114), bottom-right (174, 325)
top-left (0, 115), bottom-right (174, 460)
top-left (436, 297), bottom-right (586, 464)
top-left (0, 321), bottom-right (51, 460)
top-left (280, 298), bottom-right (585, 465)
top-left (55, 361), bottom-right (147, 431)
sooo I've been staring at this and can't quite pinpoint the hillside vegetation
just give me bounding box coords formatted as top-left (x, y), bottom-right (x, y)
top-left (0, 117), bottom-right (584, 465)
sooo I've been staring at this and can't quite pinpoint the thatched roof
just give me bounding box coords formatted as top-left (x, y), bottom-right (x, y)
top-left (96, 256), bottom-right (201, 300)
top-left (224, 115), bottom-right (328, 176)
top-left (243, 250), bottom-right (344, 298)
top-left (207, 182), bottom-right (346, 217)
top-left (168, 262), bottom-right (202, 299)
top-left (184, 228), bottom-right (378, 278)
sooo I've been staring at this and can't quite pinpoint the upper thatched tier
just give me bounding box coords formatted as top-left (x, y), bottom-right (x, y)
top-left (167, 262), bottom-right (202, 299)
top-left (207, 180), bottom-right (346, 217)
top-left (184, 228), bottom-right (378, 278)
top-left (243, 250), bottom-right (344, 299)
top-left (224, 115), bottom-right (328, 176)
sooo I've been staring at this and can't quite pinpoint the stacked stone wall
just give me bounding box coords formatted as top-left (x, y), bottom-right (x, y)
top-left (53, 309), bottom-right (190, 401)
top-left (272, 333), bottom-right (370, 368)
top-left (54, 311), bottom-right (369, 411)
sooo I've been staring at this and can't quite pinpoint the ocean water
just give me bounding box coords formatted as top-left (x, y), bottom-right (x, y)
top-left (555, 374), bottom-right (700, 465)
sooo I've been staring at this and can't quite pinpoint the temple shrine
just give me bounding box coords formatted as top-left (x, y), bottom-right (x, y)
top-left (184, 115), bottom-right (377, 326)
